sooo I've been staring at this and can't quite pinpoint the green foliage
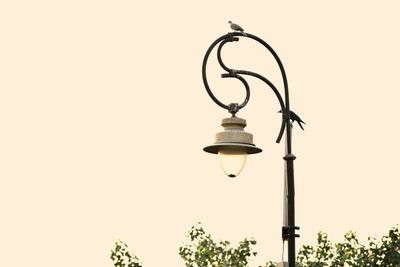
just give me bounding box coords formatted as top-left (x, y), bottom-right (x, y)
top-left (111, 225), bottom-right (400, 267)
top-left (179, 223), bottom-right (266, 267)
top-left (110, 240), bottom-right (142, 267)
top-left (296, 226), bottom-right (400, 267)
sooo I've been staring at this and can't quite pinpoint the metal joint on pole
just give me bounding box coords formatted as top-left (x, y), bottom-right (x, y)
top-left (282, 226), bottom-right (300, 241)
top-left (283, 154), bottom-right (296, 161)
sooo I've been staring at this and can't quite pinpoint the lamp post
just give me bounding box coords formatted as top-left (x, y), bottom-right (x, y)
top-left (201, 31), bottom-right (300, 267)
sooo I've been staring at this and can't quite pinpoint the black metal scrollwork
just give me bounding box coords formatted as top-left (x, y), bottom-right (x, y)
top-left (202, 32), bottom-right (292, 147)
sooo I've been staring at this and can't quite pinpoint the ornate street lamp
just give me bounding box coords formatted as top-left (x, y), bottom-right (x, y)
top-left (202, 30), bottom-right (301, 266)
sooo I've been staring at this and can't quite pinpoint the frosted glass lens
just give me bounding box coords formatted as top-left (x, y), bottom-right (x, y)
top-left (218, 148), bottom-right (247, 178)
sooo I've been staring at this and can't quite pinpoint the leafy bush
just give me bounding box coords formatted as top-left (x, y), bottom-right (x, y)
top-left (110, 240), bottom-right (142, 267)
top-left (295, 226), bottom-right (400, 267)
top-left (178, 223), bottom-right (265, 267)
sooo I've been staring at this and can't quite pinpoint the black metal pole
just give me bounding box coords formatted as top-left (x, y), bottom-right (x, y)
top-left (284, 153), bottom-right (297, 267)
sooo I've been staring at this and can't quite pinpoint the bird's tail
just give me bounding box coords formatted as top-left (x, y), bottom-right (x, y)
top-left (298, 121), bottom-right (304, 130)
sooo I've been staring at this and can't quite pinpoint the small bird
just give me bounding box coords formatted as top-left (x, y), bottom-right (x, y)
top-left (279, 110), bottom-right (306, 130)
top-left (228, 21), bottom-right (247, 36)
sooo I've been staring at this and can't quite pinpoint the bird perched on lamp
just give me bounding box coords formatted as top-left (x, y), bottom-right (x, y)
top-left (228, 21), bottom-right (247, 36)
top-left (279, 110), bottom-right (306, 130)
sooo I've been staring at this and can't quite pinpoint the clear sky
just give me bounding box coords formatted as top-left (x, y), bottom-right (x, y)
top-left (1, 1), bottom-right (399, 266)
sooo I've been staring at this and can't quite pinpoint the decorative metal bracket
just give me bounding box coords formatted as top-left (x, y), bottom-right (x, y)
top-left (202, 31), bottom-right (293, 145)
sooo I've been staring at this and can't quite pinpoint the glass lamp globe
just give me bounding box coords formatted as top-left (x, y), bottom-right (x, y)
top-left (218, 147), bottom-right (247, 178)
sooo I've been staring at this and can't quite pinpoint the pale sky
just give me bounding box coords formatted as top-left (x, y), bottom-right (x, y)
top-left (1, 1), bottom-right (399, 267)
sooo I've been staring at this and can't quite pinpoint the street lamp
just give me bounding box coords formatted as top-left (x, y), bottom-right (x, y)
top-left (201, 31), bottom-right (300, 267)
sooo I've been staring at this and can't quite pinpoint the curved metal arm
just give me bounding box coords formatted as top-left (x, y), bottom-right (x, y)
top-left (202, 32), bottom-right (292, 148)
